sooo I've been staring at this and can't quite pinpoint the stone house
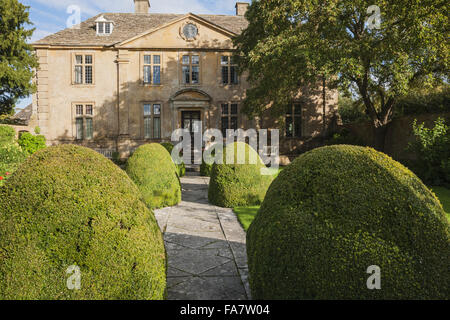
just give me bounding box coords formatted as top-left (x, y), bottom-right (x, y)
top-left (31, 0), bottom-right (338, 159)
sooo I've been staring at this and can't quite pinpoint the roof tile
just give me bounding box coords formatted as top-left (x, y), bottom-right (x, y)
top-left (33, 13), bottom-right (248, 46)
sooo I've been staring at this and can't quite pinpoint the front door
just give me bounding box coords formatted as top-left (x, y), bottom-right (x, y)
top-left (181, 111), bottom-right (202, 163)
top-left (181, 111), bottom-right (201, 135)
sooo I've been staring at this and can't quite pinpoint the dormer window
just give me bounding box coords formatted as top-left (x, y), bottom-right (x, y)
top-left (95, 16), bottom-right (113, 36)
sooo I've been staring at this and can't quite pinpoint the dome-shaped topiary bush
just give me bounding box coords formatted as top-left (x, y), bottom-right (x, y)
top-left (160, 142), bottom-right (186, 177)
top-left (127, 143), bottom-right (181, 209)
top-left (200, 159), bottom-right (213, 177)
top-left (247, 145), bottom-right (450, 300)
top-left (0, 145), bottom-right (166, 300)
top-left (208, 142), bottom-right (274, 207)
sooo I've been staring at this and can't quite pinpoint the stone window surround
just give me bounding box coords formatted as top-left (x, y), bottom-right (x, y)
top-left (141, 101), bottom-right (163, 140)
top-left (179, 51), bottom-right (202, 86)
top-left (219, 54), bottom-right (239, 86)
top-left (71, 102), bottom-right (95, 141)
top-left (71, 52), bottom-right (95, 86)
top-left (140, 51), bottom-right (163, 86)
top-left (285, 101), bottom-right (305, 138)
top-left (220, 101), bottom-right (240, 137)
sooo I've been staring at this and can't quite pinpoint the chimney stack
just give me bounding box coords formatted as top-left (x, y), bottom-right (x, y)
top-left (134, 0), bottom-right (150, 14)
top-left (235, 2), bottom-right (249, 16)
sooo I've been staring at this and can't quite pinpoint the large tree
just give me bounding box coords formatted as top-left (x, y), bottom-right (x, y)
top-left (0, 0), bottom-right (38, 115)
top-left (234, 0), bottom-right (449, 150)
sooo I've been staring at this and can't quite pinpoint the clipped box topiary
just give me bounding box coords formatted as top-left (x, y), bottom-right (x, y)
top-left (160, 142), bottom-right (186, 177)
top-left (247, 145), bottom-right (450, 299)
top-left (0, 145), bottom-right (166, 300)
top-left (200, 159), bottom-right (213, 177)
top-left (208, 142), bottom-right (274, 208)
top-left (127, 143), bottom-right (181, 209)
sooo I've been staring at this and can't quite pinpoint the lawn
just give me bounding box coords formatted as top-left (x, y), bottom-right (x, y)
top-left (233, 206), bottom-right (260, 231)
top-left (234, 187), bottom-right (450, 231)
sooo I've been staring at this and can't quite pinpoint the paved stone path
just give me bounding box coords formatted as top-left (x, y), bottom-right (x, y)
top-left (154, 173), bottom-right (251, 300)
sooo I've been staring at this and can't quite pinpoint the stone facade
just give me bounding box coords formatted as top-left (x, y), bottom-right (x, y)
top-left (32, 1), bottom-right (338, 159)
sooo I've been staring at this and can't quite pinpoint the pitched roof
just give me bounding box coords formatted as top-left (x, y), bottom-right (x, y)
top-left (33, 13), bottom-right (248, 47)
top-left (13, 104), bottom-right (32, 125)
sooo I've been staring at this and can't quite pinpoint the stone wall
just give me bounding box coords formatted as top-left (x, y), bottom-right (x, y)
top-left (344, 112), bottom-right (450, 161)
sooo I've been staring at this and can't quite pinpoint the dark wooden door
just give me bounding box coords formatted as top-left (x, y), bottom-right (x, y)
top-left (181, 111), bottom-right (201, 164)
top-left (181, 111), bottom-right (201, 134)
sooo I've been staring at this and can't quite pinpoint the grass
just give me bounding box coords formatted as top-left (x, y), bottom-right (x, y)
top-left (234, 187), bottom-right (450, 231)
top-left (431, 186), bottom-right (450, 221)
top-left (233, 206), bottom-right (260, 231)
top-left (232, 167), bottom-right (284, 231)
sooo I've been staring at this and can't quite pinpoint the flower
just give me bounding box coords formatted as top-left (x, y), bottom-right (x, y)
top-left (5, 172), bottom-right (11, 175)
top-left (0, 176), bottom-right (3, 180)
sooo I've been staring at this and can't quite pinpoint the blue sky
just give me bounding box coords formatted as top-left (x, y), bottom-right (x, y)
top-left (17, 0), bottom-right (247, 111)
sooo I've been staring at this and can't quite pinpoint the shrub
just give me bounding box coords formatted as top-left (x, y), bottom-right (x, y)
top-left (338, 94), bottom-right (369, 124)
top-left (247, 145), bottom-right (450, 300)
top-left (200, 159), bottom-right (213, 177)
top-left (160, 142), bottom-right (186, 177)
top-left (208, 142), bottom-right (274, 207)
top-left (0, 143), bottom-right (28, 186)
top-left (18, 132), bottom-right (46, 155)
top-left (0, 145), bottom-right (166, 299)
top-left (0, 125), bottom-right (16, 145)
top-left (325, 128), bottom-right (366, 147)
top-left (200, 149), bottom-right (215, 177)
top-left (394, 85), bottom-right (450, 116)
top-left (127, 143), bottom-right (181, 209)
top-left (408, 117), bottom-right (450, 186)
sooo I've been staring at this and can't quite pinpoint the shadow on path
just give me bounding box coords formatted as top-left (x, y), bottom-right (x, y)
top-left (154, 174), bottom-right (251, 300)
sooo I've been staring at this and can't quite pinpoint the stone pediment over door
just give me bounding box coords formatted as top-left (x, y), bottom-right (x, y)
top-left (117, 13), bottom-right (235, 50)
top-left (170, 89), bottom-right (211, 109)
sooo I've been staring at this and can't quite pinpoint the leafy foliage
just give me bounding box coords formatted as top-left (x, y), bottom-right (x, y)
top-left (234, 0), bottom-right (449, 150)
top-left (325, 128), bottom-right (367, 147)
top-left (247, 145), bottom-right (450, 299)
top-left (200, 160), bottom-right (213, 177)
top-left (200, 149), bottom-right (216, 177)
top-left (394, 85), bottom-right (450, 117)
top-left (208, 142), bottom-right (274, 207)
top-left (0, 145), bottom-right (166, 299)
top-left (408, 117), bottom-right (450, 186)
top-left (126, 143), bottom-right (181, 209)
top-left (0, 125), bottom-right (26, 186)
top-left (0, 143), bottom-right (27, 186)
top-left (0, 0), bottom-right (39, 115)
top-left (17, 132), bottom-right (46, 155)
top-left (0, 125), bottom-right (16, 145)
top-left (338, 93), bottom-right (369, 124)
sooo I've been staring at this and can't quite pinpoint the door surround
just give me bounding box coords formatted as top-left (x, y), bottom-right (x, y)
top-left (170, 89), bottom-right (212, 132)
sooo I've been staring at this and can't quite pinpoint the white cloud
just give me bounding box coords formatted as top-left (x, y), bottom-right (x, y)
top-left (30, 29), bottom-right (52, 42)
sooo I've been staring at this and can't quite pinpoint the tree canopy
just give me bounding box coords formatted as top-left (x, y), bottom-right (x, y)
top-left (234, 0), bottom-right (449, 150)
top-left (0, 0), bottom-right (38, 115)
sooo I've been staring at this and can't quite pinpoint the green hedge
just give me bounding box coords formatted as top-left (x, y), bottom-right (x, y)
top-left (200, 148), bottom-right (216, 177)
top-left (160, 142), bottom-right (186, 177)
top-left (0, 143), bottom-right (27, 177)
top-left (208, 142), bottom-right (274, 207)
top-left (200, 160), bottom-right (213, 177)
top-left (18, 132), bottom-right (46, 155)
top-left (127, 143), bottom-right (181, 209)
top-left (247, 145), bottom-right (450, 300)
top-left (0, 125), bottom-right (16, 145)
top-left (0, 145), bottom-right (166, 299)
